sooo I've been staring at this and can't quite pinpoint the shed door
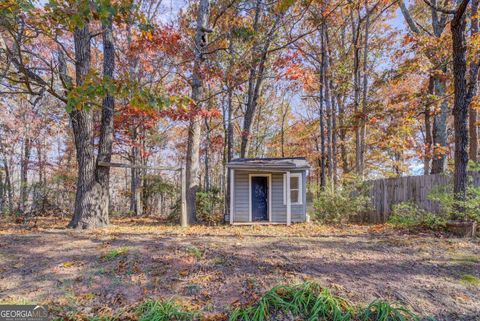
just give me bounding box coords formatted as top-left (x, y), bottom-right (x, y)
top-left (251, 176), bottom-right (268, 221)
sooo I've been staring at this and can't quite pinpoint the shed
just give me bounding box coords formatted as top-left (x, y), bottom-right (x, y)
top-left (226, 157), bottom-right (310, 225)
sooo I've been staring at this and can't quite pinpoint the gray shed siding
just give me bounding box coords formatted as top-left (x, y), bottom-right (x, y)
top-left (232, 170), bottom-right (307, 223)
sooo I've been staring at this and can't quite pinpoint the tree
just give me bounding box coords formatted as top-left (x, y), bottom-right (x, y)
top-left (451, 0), bottom-right (479, 201)
top-left (185, 0), bottom-right (211, 224)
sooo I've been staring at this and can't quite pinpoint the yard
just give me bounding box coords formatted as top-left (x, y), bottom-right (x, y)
top-left (0, 218), bottom-right (479, 320)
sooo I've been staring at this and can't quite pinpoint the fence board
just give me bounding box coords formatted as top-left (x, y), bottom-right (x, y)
top-left (364, 172), bottom-right (480, 223)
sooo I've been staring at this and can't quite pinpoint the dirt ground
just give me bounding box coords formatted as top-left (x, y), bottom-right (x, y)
top-left (0, 217), bottom-right (479, 320)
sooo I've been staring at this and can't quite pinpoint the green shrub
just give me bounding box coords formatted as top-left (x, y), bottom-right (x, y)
top-left (312, 177), bottom-right (371, 224)
top-left (388, 202), bottom-right (446, 230)
top-left (428, 184), bottom-right (480, 223)
top-left (196, 189), bottom-right (224, 225)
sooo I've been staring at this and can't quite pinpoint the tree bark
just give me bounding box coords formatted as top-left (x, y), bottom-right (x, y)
top-left (319, 24), bottom-right (326, 189)
top-left (95, 17), bottom-right (115, 224)
top-left (361, 0), bottom-right (370, 175)
top-left (351, 8), bottom-right (363, 176)
top-left (469, 0), bottom-right (479, 162)
top-left (68, 19), bottom-right (115, 228)
top-left (451, 0), bottom-right (471, 202)
top-left (185, 0), bottom-right (210, 224)
top-left (19, 137), bottom-right (30, 213)
top-left (130, 128), bottom-right (143, 216)
top-left (424, 76), bottom-right (434, 174)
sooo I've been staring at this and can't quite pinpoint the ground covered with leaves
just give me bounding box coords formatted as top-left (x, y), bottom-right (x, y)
top-left (0, 217), bottom-right (479, 320)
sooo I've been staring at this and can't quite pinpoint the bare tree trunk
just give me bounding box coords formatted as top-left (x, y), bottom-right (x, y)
top-left (280, 102), bottom-right (288, 157)
top-left (19, 137), bottom-right (30, 213)
top-left (240, 0), bottom-right (262, 158)
top-left (323, 54), bottom-right (333, 184)
top-left (331, 93), bottom-right (338, 185)
top-left (337, 95), bottom-right (349, 173)
top-left (361, 0), bottom-right (370, 175)
top-left (204, 116), bottom-right (211, 191)
top-left (0, 170), bottom-right (4, 213)
top-left (469, 0), bottom-right (479, 162)
top-left (130, 128), bottom-right (143, 216)
top-left (319, 24), bottom-right (326, 189)
top-left (67, 25), bottom-right (100, 228)
top-left (95, 17), bottom-right (115, 224)
top-left (351, 8), bottom-right (362, 176)
top-left (67, 20), bottom-right (115, 229)
top-left (451, 0), bottom-right (471, 202)
top-left (424, 76), bottom-right (434, 174)
top-left (3, 157), bottom-right (13, 213)
top-left (185, 0), bottom-right (210, 224)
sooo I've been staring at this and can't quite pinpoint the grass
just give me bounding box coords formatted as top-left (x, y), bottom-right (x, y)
top-left (359, 300), bottom-right (419, 321)
top-left (229, 282), bottom-right (354, 321)
top-left (185, 246), bottom-right (203, 260)
top-left (49, 282), bottom-right (431, 321)
top-left (137, 300), bottom-right (197, 321)
top-left (451, 253), bottom-right (480, 264)
top-left (460, 274), bottom-right (480, 286)
top-left (101, 247), bottom-right (129, 261)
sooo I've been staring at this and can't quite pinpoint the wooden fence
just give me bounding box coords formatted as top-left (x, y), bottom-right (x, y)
top-left (364, 172), bottom-right (480, 223)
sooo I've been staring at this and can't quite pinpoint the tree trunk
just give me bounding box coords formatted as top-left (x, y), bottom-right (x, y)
top-left (19, 137), bottom-right (30, 213)
top-left (469, 0), bottom-right (479, 162)
top-left (185, 0), bottom-right (210, 224)
top-left (337, 94), bottom-right (349, 173)
top-left (68, 21), bottom-right (114, 229)
top-left (240, 0), bottom-right (262, 158)
top-left (130, 128), bottom-right (143, 216)
top-left (319, 24), bottom-right (326, 189)
top-left (95, 17), bottom-right (115, 224)
top-left (204, 116), bottom-right (211, 191)
top-left (451, 0), bottom-right (470, 202)
top-left (0, 170), bottom-right (4, 213)
top-left (424, 76), bottom-right (434, 174)
top-left (361, 1), bottom-right (370, 175)
top-left (3, 157), bottom-right (13, 214)
top-left (351, 9), bottom-right (362, 176)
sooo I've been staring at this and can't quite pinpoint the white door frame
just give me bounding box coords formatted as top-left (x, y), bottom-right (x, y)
top-left (248, 173), bottom-right (272, 222)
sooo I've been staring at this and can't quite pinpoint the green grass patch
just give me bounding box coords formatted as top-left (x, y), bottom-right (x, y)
top-left (48, 282), bottom-right (433, 321)
top-left (451, 254), bottom-right (480, 264)
top-left (137, 300), bottom-right (197, 321)
top-left (359, 300), bottom-right (419, 321)
top-left (460, 274), bottom-right (480, 286)
top-left (229, 282), bottom-right (353, 321)
top-left (101, 247), bottom-right (129, 261)
top-left (185, 246), bottom-right (203, 260)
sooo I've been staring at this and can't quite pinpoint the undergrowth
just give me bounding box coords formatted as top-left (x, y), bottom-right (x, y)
top-left (137, 300), bottom-right (197, 321)
top-left (359, 300), bottom-right (419, 321)
top-left (55, 282), bottom-right (434, 321)
top-left (101, 247), bottom-right (129, 261)
top-left (229, 282), bottom-right (353, 321)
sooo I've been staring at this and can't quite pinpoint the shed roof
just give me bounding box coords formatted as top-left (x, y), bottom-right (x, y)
top-left (227, 157), bottom-right (310, 170)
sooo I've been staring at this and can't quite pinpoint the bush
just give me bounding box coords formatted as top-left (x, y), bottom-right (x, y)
top-left (388, 202), bottom-right (446, 230)
top-left (312, 177), bottom-right (370, 224)
top-left (428, 184), bottom-right (480, 223)
top-left (196, 189), bottom-right (224, 225)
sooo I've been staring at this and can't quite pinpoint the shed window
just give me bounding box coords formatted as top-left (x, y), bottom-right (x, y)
top-left (283, 173), bottom-right (302, 205)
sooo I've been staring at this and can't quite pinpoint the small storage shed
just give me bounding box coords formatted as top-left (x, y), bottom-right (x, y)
top-left (226, 157), bottom-right (310, 225)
